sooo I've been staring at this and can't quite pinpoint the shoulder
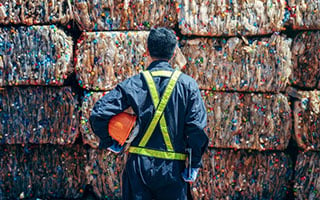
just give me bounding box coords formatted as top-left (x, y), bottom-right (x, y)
top-left (177, 72), bottom-right (199, 92)
top-left (118, 73), bottom-right (144, 90)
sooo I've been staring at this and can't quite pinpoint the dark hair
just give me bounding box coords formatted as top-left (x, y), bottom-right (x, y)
top-left (147, 27), bottom-right (177, 60)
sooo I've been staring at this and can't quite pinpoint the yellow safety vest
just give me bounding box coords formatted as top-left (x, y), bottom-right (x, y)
top-left (128, 70), bottom-right (187, 160)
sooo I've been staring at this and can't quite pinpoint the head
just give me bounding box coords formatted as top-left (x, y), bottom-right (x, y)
top-left (147, 27), bottom-right (177, 61)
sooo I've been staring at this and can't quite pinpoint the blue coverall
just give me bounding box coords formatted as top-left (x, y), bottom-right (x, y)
top-left (90, 60), bottom-right (208, 200)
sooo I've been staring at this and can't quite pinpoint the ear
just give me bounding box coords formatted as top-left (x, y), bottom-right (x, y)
top-left (172, 47), bottom-right (177, 58)
top-left (170, 46), bottom-right (177, 61)
top-left (146, 47), bottom-right (150, 56)
top-left (146, 48), bottom-right (152, 68)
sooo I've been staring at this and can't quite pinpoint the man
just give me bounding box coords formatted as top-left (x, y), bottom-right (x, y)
top-left (89, 27), bottom-right (208, 200)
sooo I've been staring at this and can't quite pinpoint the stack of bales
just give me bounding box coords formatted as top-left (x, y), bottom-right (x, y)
top-left (288, 1), bottom-right (320, 199)
top-left (0, 1), bottom-right (84, 198)
top-left (0, 0), bottom-right (320, 199)
top-left (179, 0), bottom-right (293, 199)
top-left (291, 34), bottom-right (320, 200)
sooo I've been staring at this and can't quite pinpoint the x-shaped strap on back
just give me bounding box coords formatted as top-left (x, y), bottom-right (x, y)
top-left (138, 70), bottom-right (181, 152)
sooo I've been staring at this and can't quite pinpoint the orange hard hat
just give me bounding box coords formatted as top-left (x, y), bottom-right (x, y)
top-left (108, 112), bottom-right (137, 146)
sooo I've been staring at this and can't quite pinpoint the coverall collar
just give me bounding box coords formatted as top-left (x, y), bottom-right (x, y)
top-left (147, 60), bottom-right (173, 71)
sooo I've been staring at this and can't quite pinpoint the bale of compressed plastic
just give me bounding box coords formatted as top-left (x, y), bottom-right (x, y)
top-left (181, 34), bottom-right (292, 92)
top-left (75, 31), bottom-right (186, 90)
top-left (0, 0), bottom-right (72, 25)
top-left (84, 148), bottom-right (127, 199)
top-left (0, 87), bottom-right (79, 144)
top-left (80, 91), bottom-right (106, 148)
top-left (294, 152), bottom-right (320, 200)
top-left (288, 0), bottom-right (320, 30)
top-left (178, 0), bottom-right (286, 36)
top-left (0, 145), bottom-right (86, 199)
top-left (291, 31), bottom-right (320, 89)
top-left (0, 25), bottom-right (73, 86)
top-left (203, 91), bottom-right (292, 150)
top-left (191, 149), bottom-right (293, 200)
top-left (294, 90), bottom-right (320, 151)
top-left (73, 0), bottom-right (178, 31)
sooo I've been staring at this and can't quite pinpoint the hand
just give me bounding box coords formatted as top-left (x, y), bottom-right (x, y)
top-left (107, 140), bottom-right (124, 154)
top-left (181, 168), bottom-right (199, 183)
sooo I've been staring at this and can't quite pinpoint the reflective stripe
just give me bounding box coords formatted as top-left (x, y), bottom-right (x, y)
top-left (129, 146), bottom-right (187, 160)
top-left (160, 116), bottom-right (174, 151)
top-left (139, 71), bottom-right (181, 149)
top-left (150, 70), bottom-right (172, 77)
top-left (142, 71), bottom-right (174, 151)
top-left (142, 71), bottom-right (159, 107)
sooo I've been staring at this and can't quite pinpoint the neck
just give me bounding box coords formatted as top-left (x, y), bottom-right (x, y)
top-left (151, 58), bottom-right (169, 62)
top-left (146, 57), bottom-right (169, 69)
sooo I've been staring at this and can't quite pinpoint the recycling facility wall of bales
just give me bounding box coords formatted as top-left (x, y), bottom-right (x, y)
top-left (0, 0), bottom-right (320, 199)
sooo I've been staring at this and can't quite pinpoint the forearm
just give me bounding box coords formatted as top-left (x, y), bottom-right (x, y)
top-left (186, 127), bottom-right (208, 168)
top-left (89, 115), bottom-right (113, 148)
top-left (89, 85), bottom-right (129, 148)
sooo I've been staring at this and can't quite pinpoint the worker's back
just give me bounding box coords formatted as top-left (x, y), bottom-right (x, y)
top-left (124, 61), bottom-right (203, 155)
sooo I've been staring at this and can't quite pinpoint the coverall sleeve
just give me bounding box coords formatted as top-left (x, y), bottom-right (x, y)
top-left (89, 84), bottom-right (129, 149)
top-left (184, 88), bottom-right (209, 168)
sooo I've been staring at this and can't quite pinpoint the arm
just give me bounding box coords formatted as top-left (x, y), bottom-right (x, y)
top-left (89, 84), bottom-right (129, 149)
top-left (184, 88), bottom-right (208, 168)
